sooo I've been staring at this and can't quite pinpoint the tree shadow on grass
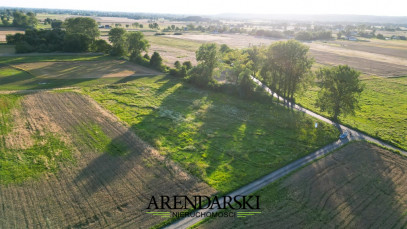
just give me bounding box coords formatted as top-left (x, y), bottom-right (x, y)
top-left (116, 77), bottom-right (339, 194)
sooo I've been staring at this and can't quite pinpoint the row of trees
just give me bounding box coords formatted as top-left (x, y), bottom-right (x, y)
top-left (6, 17), bottom-right (109, 53)
top-left (180, 40), bottom-right (363, 121)
top-left (108, 28), bottom-right (166, 71)
top-left (6, 16), bottom-right (166, 71)
top-left (1, 11), bottom-right (37, 27)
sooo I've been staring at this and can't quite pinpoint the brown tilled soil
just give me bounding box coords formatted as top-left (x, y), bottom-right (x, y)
top-left (12, 60), bottom-right (160, 79)
top-left (309, 49), bottom-right (407, 76)
top-left (200, 142), bottom-right (407, 229)
top-left (0, 92), bottom-right (215, 228)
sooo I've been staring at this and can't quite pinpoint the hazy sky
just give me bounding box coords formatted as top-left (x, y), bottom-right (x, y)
top-left (1, 0), bottom-right (406, 16)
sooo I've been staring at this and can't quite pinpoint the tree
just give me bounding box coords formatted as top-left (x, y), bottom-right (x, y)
top-left (64, 17), bottom-right (100, 40)
top-left (174, 61), bottom-right (181, 69)
top-left (127, 31), bottom-right (149, 60)
top-left (245, 46), bottom-right (265, 77)
top-left (189, 43), bottom-right (218, 87)
top-left (182, 61), bottom-right (192, 70)
top-left (376, 33), bottom-right (385, 40)
top-left (316, 65), bottom-right (364, 121)
top-left (51, 20), bottom-right (63, 29)
top-left (261, 40), bottom-right (313, 102)
top-left (150, 52), bottom-right (163, 71)
top-left (221, 49), bottom-right (250, 85)
top-left (108, 28), bottom-right (127, 56)
top-left (219, 44), bottom-right (231, 53)
top-left (63, 33), bottom-right (92, 52)
top-left (12, 11), bottom-right (37, 28)
top-left (91, 39), bottom-right (111, 53)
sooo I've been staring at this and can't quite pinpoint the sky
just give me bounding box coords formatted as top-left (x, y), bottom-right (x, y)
top-left (1, 0), bottom-right (406, 16)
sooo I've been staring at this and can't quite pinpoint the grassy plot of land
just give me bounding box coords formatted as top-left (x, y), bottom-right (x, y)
top-left (199, 142), bottom-right (407, 229)
top-left (84, 75), bottom-right (339, 193)
top-left (296, 76), bottom-right (407, 150)
top-left (146, 35), bottom-right (203, 52)
top-left (0, 95), bottom-right (73, 184)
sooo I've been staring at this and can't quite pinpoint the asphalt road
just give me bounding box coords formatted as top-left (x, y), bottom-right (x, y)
top-left (163, 76), bottom-right (406, 229)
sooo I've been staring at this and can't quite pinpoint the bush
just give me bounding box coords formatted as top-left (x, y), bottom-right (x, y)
top-left (143, 53), bottom-right (150, 60)
top-left (182, 61), bottom-right (192, 70)
top-left (6, 33), bottom-right (25, 45)
top-left (91, 39), bottom-right (112, 53)
top-left (63, 33), bottom-right (92, 52)
top-left (150, 52), bottom-right (164, 71)
top-left (15, 41), bottom-right (34, 53)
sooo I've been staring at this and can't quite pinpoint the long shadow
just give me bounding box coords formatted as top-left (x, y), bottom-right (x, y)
top-left (74, 129), bottom-right (143, 195)
top-left (105, 76), bottom-right (339, 194)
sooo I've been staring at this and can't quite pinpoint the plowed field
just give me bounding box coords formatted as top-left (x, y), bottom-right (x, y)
top-left (200, 142), bottom-right (407, 228)
top-left (0, 92), bottom-right (215, 228)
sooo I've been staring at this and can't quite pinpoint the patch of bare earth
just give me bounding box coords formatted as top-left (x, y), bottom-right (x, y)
top-left (0, 92), bottom-right (215, 228)
top-left (200, 142), bottom-right (407, 228)
top-left (12, 60), bottom-right (160, 79)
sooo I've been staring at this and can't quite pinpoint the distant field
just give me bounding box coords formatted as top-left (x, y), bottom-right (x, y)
top-left (319, 39), bottom-right (407, 59)
top-left (200, 141), bottom-right (407, 228)
top-left (296, 76), bottom-right (407, 150)
top-left (146, 35), bottom-right (202, 66)
top-left (84, 74), bottom-right (339, 193)
top-left (0, 92), bottom-right (214, 228)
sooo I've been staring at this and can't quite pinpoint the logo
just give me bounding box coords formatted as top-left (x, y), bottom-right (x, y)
top-left (146, 195), bottom-right (261, 219)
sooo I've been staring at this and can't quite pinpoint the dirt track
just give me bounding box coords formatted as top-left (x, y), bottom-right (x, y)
top-left (0, 92), bottom-right (215, 228)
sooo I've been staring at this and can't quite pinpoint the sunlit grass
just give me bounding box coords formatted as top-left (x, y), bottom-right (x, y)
top-left (296, 76), bottom-right (407, 150)
top-left (84, 75), bottom-right (339, 193)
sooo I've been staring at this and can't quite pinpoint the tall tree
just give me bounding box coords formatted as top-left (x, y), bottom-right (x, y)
top-left (108, 27), bottom-right (127, 56)
top-left (64, 17), bottom-right (100, 40)
top-left (316, 65), bottom-right (364, 121)
top-left (262, 40), bottom-right (313, 102)
top-left (126, 31), bottom-right (149, 60)
top-left (190, 43), bottom-right (218, 86)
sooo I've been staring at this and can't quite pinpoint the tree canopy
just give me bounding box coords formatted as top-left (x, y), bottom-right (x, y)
top-left (316, 65), bottom-right (364, 121)
top-left (64, 17), bottom-right (100, 40)
top-left (261, 40), bottom-right (313, 101)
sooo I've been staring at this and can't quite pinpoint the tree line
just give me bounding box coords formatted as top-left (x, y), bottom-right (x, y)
top-left (1, 10), bottom-right (37, 27)
top-left (171, 40), bottom-right (363, 121)
top-left (6, 17), bottom-right (108, 53)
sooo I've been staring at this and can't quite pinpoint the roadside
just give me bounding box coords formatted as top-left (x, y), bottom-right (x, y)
top-left (164, 76), bottom-right (406, 229)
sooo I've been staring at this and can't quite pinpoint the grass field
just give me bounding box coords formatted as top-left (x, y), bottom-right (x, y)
top-left (296, 76), bottom-right (407, 150)
top-left (146, 35), bottom-right (203, 52)
top-left (199, 141), bottom-right (407, 228)
top-left (84, 74), bottom-right (339, 193)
